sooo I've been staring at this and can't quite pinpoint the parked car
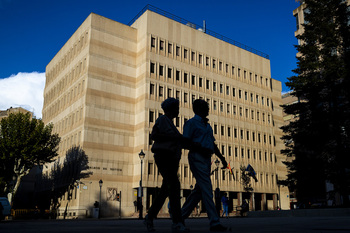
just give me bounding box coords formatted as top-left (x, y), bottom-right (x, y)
top-left (0, 197), bottom-right (11, 220)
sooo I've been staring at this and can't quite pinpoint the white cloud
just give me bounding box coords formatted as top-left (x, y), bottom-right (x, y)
top-left (0, 72), bottom-right (45, 119)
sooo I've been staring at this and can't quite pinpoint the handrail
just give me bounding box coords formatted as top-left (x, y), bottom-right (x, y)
top-left (128, 4), bottom-right (269, 60)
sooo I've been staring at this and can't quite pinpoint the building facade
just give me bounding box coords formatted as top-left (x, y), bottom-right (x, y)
top-left (42, 6), bottom-right (289, 218)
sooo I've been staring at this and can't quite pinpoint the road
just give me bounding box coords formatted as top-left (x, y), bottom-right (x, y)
top-left (1, 216), bottom-right (350, 233)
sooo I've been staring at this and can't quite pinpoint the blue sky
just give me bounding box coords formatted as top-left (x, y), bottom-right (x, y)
top-left (0, 0), bottom-right (300, 118)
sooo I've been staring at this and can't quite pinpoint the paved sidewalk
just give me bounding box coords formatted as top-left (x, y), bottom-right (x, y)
top-left (1, 216), bottom-right (350, 233)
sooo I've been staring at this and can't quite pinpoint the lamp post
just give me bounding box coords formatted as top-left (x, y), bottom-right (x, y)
top-left (214, 159), bottom-right (221, 216)
top-left (215, 159), bottom-right (220, 189)
top-left (139, 149), bottom-right (145, 219)
top-left (99, 179), bottom-right (103, 219)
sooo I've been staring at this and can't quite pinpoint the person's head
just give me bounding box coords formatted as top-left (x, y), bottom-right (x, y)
top-left (193, 99), bottom-right (209, 118)
top-left (161, 98), bottom-right (179, 119)
top-left (224, 193), bottom-right (227, 197)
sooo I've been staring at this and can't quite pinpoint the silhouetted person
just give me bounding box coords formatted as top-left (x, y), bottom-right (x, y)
top-left (144, 98), bottom-right (188, 232)
top-left (221, 193), bottom-right (229, 218)
top-left (181, 99), bottom-right (229, 232)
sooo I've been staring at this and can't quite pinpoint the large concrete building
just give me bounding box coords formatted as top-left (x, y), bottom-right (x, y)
top-left (42, 5), bottom-right (289, 218)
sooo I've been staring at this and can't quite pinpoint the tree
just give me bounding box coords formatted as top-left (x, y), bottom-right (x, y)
top-left (240, 165), bottom-right (253, 203)
top-left (0, 112), bottom-right (60, 203)
top-left (282, 0), bottom-right (350, 205)
top-left (36, 146), bottom-right (92, 219)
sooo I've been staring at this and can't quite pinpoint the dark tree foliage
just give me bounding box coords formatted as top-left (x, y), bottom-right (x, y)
top-left (282, 0), bottom-right (350, 205)
top-left (36, 146), bottom-right (92, 218)
top-left (0, 112), bottom-right (60, 201)
top-left (240, 165), bottom-right (253, 200)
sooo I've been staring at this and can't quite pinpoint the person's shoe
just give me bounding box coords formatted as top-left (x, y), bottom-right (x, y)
top-left (144, 214), bottom-right (155, 232)
top-left (210, 224), bottom-right (230, 232)
top-left (172, 222), bottom-right (190, 232)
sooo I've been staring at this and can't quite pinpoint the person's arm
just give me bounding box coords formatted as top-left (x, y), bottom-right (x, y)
top-left (214, 143), bottom-right (228, 169)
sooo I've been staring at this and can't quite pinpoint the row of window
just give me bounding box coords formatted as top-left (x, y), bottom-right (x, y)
top-left (47, 31), bottom-right (89, 85)
top-left (53, 106), bottom-right (84, 135)
top-left (45, 57), bottom-right (87, 105)
top-left (147, 161), bottom-right (277, 186)
top-left (150, 63), bottom-right (272, 109)
top-left (43, 78), bottom-right (86, 120)
top-left (149, 112), bottom-right (274, 146)
top-left (149, 89), bottom-right (274, 126)
top-left (150, 36), bottom-right (271, 88)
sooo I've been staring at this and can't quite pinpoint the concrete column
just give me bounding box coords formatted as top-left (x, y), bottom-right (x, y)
top-left (262, 193), bottom-right (267, 211)
top-left (251, 193), bottom-right (255, 211)
top-left (238, 192), bottom-right (242, 206)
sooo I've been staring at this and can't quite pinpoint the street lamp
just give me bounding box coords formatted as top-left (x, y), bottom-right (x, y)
top-left (215, 159), bottom-right (220, 188)
top-left (99, 179), bottom-right (103, 219)
top-left (214, 159), bottom-right (221, 216)
top-left (139, 149), bottom-right (145, 219)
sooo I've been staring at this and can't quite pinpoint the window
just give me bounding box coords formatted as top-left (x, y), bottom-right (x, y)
top-left (191, 52), bottom-right (195, 61)
top-left (148, 162), bottom-right (154, 175)
top-left (220, 102), bottom-right (223, 112)
top-left (219, 61), bottom-right (222, 71)
top-left (168, 43), bottom-right (172, 54)
top-left (176, 90), bottom-right (180, 100)
top-left (206, 57), bottom-right (210, 66)
top-left (176, 46), bottom-right (180, 56)
top-left (213, 59), bottom-right (216, 69)
top-left (221, 125), bottom-right (224, 136)
top-left (160, 40), bottom-right (164, 50)
top-left (206, 80), bottom-right (210, 89)
top-left (221, 145), bottom-right (225, 155)
top-left (168, 68), bottom-right (172, 78)
top-left (226, 86), bottom-right (230, 95)
top-left (176, 70), bottom-right (180, 81)
top-left (167, 88), bottom-right (172, 98)
top-left (232, 88), bottom-right (236, 97)
top-left (199, 54), bottom-right (202, 64)
top-left (184, 49), bottom-right (188, 59)
top-left (246, 131), bottom-right (249, 140)
top-left (214, 124), bottom-right (218, 134)
top-left (213, 101), bottom-right (217, 110)
top-left (238, 68), bottom-right (241, 77)
top-left (199, 77), bottom-right (203, 88)
top-left (228, 146), bottom-right (232, 156)
top-left (213, 82), bottom-right (217, 91)
top-left (150, 62), bottom-right (155, 73)
top-left (184, 92), bottom-right (188, 103)
top-left (184, 165), bottom-right (188, 178)
top-left (184, 73), bottom-right (188, 83)
top-left (235, 147), bottom-right (238, 157)
top-left (234, 128), bottom-right (237, 138)
top-left (227, 104), bottom-right (230, 113)
top-left (191, 75), bottom-right (196, 85)
top-left (149, 110), bottom-right (154, 123)
top-left (150, 83), bottom-right (154, 95)
top-left (159, 65), bottom-right (164, 76)
top-left (228, 127), bottom-right (231, 137)
top-left (151, 37), bottom-right (156, 48)
top-left (159, 86), bottom-right (163, 97)
top-left (220, 84), bottom-right (223, 93)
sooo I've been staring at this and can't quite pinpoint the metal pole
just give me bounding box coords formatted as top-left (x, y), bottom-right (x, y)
top-left (99, 186), bottom-right (101, 219)
top-left (139, 159), bottom-right (143, 219)
top-left (119, 191), bottom-right (122, 219)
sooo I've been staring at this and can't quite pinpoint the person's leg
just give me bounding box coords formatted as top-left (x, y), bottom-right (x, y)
top-left (147, 179), bottom-right (168, 220)
top-left (188, 152), bottom-right (220, 227)
top-left (181, 183), bottom-right (202, 219)
top-left (165, 157), bottom-right (182, 224)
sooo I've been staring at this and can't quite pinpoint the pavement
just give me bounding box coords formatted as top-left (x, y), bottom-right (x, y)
top-left (1, 214), bottom-right (350, 233)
